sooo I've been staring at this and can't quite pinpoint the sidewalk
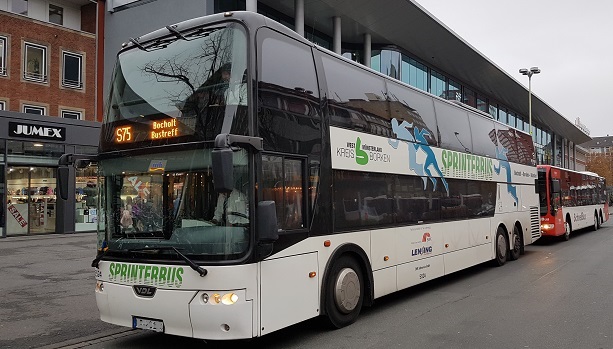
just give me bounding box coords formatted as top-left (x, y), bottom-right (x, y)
top-left (0, 233), bottom-right (123, 349)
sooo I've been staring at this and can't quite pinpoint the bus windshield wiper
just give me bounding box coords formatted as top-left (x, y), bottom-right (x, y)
top-left (91, 248), bottom-right (110, 268)
top-left (128, 247), bottom-right (207, 277)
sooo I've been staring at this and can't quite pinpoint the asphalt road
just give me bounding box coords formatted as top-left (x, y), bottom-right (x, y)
top-left (3, 224), bottom-right (613, 349)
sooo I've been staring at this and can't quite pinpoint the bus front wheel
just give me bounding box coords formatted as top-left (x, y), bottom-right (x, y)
top-left (493, 226), bottom-right (508, 267)
top-left (562, 219), bottom-right (571, 241)
top-left (324, 255), bottom-right (364, 329)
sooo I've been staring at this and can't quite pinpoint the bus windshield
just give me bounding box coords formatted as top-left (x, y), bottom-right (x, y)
top-left (101, 23), bottom-right (249, 152)
top-left (98, 147), bottom-right (250, 261)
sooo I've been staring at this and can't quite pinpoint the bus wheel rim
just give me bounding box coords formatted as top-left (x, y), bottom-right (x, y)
top-left (334, 268), bottom-right (360, 314)
top-left (513, 229), bottom-right (521, 254)
top-left (497, 234), bottom-right (506, 257)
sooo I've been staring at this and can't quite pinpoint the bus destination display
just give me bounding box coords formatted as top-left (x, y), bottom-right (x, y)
top-left (114, 118), bottom-right (180, 144)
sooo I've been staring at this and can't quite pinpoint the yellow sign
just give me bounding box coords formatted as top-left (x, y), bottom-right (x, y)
top-left (151, 118), bottom-right (179, 139)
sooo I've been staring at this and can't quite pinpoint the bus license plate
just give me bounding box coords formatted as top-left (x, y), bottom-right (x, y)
top-left (133, 317), bottom-right (164, 333)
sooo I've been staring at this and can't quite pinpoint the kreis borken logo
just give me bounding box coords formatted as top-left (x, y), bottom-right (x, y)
top-left (9, 122), bottom-right (66, 141)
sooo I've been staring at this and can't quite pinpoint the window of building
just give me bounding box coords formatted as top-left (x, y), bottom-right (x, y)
top-left (462, 87), bottom-right (476, 108)
top-left (400, 55), bottom-right (427, 91)
top-left (61, 110), bottom-right (82, 120)
top-left (507, 111), bottom-right (516, 128)
top-left (0, 100), bottom-right (5, 110)
top-left (24, 43), bottom-right (47, 82)
top-left (11, 0), bottom-right (28, 15)
top-left (498, 107), bottom-right (507, 124)
top-left (0, 36), bottom-right (7, 76)
top-left (23, 105), bottom-right (46, 115)
top-left (49, 4), bottom-right (63, 25)
top-left (430, 69), bottom-right (446, 98)
top-left (476, 95), bottom-right (487, 113)
top-left (488, 102), bottom-right (498, 119)
top-left (447, 79), bottom-right (461, 101)
top-left (62, 52), bottom-right (83, 88)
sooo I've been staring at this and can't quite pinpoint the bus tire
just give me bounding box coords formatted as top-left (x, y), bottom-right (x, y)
top-left (592, 213), bottom-right (598, 231)
top-left (493, 226), bottom-right (508, 267)
top-left (324, 255), bottom-right (364, 329)
top-left (562, 217), bottom-right (571, 241)
top-left (509, 224), bottom-right (521, 261)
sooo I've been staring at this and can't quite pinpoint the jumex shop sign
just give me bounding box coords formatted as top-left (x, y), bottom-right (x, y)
top-left (9, 122), bottom-right (66, 141)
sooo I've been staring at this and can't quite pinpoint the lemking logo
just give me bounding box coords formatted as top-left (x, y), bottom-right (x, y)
top-left (412, 246), bottom-right (433, 256)
top-left (9, 122), bottom-right (66, 141)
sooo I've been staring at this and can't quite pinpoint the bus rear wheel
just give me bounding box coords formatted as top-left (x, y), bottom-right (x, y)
top-left (324, 256), bottom-right (364, 329)
top-left (509, 225), bottom-right (521, 261)
top-left (592, 214), bottom-right (598, 231)
top-left (493, 226), bottom-right (508, 267)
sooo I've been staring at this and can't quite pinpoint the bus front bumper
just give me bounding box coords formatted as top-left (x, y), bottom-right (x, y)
top-left (95, 281), bottom-right (254, 340)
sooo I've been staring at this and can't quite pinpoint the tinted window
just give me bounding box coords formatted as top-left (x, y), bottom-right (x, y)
top-left (257, 28), bottom-right (321, 155)
top-left (322, 53), bottom-right (389, 133)
top-left (395, 174), bottom-right (441, 223)
top-left (469, 115), bottom-right (497, 158)
top-left (386, 81), bottom-right (438, 146)
top-left (434, 100), bottom-right (472, 153)
top-left (333, 171), bottom-right (393, 230)
top-left (494, 122), bottom-right (535, 166)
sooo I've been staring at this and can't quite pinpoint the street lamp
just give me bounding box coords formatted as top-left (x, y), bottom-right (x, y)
top-left (519, 67), bottom-right (541, 135)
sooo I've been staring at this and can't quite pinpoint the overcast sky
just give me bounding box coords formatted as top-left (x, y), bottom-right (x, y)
top-left (414, 0), bottom-right (613, 138)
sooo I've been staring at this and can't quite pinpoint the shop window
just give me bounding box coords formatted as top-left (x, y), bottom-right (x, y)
top-left (61, 110), bottom-right (82, 120)
top-left (11, 0), bottom-right (27, 15)
top-left (24, 43), bottom-right (47, 82)
top-left (6, 166), bottom-right (57, 235)
top-left (49, 4), bottom-right (63, 25)
top-left (62, 52), bottom-right (83, 89)
top-left (261, 154), bottom-right (305, 230)
top-left (0, 36), bottom-right (7, 76)
top-left (23, 104), bottom-right (46, 115)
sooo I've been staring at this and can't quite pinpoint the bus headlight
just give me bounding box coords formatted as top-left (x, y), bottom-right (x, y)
top-left (202, 292), bottom-right (239, 305)
top-left (95, 281), bottom-right (104, 293)
top-left (541, 223), bottom-right (554, 230)
top-left (221, 293), bottom-right (239, 305)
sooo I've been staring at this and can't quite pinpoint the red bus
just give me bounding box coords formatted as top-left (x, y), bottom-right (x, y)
top-left (538, 165), bottom-right (609, 240)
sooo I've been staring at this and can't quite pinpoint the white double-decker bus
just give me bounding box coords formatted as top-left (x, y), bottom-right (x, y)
top-left (58, 11), bottom-right (541, 340)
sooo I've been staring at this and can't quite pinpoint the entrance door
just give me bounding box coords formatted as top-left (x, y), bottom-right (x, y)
top-left (6, 166), bottom-right (56, 235)
top-left (28, 167), bottom-right (57, 234)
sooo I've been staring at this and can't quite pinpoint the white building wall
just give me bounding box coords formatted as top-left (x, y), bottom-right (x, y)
top-left (0, 0), bottom-right (9, 11)
top-left (27, 0), bottom-right (48, 22)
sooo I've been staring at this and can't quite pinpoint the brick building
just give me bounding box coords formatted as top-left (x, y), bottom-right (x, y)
top-left (0, 0), bottom-right (96, 120)
top-left (0, 0), bottom-right (101, 237)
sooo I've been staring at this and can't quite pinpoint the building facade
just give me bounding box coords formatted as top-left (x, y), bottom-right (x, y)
top-left (0, 0), bottom-right (100, 237)
top-left (0, 111), bottom-right (100, 237)
top-left (99, 0), bottom-right (590, 172)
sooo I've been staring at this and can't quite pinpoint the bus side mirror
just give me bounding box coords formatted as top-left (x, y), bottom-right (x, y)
top-left (212, 147), bottom-right (234, 192)
top-left (258, 201), bottom-right (278, 243)
top-left (552, 179), bottom-right (561, 193)
top-left (57, 166), bottom-right (70, 201)
top-left (212, 134), bottom-right (234, 193)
